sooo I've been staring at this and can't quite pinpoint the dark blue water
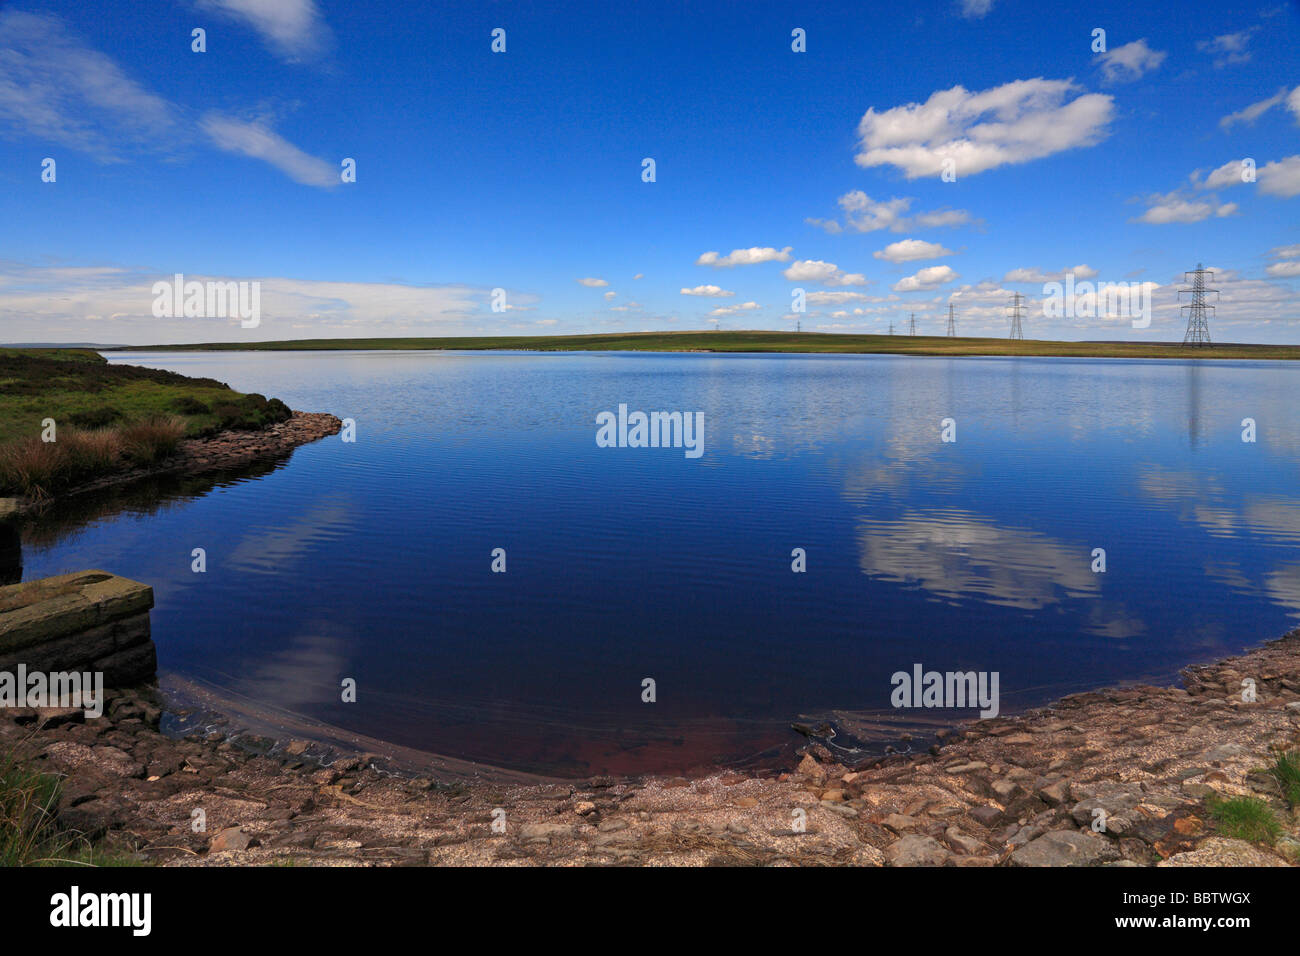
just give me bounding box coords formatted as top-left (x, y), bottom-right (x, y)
top-left (19, 351), bottom-right (1300, 775)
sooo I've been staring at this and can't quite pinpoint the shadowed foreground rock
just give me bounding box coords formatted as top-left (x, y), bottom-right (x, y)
top-left (0, 571), bottom-right (155, 685)
top-left (2, 631), bottom-right (1298, 866)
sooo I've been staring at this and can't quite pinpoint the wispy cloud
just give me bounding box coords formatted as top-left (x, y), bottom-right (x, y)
top-left (0, 11), bottom-right (177, 161)
top-left (1197, 28), bottom-right (1258, 68)
top-left (195, 0), bottom-right (332, 62)
top-left (806, 192), bottom-right (974, 234)
top-left (1218, 86), bottom-right (1298, 130)
top-left (201, 113), bottom-right (337, 187)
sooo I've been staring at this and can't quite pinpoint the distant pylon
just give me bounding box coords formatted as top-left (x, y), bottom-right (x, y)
top-left (1008, 292), bottom-right (1025, 340)
top-left (946, 302), bottom-right (956, 337)
top-left (889, 322), bottom-right (895, 335)
top-left (909, 313), bottom-right (916, 336)
top-left (796, 319), bottom-right (801, 333)
top-left (1180, 263), bottom-right (1217, 346)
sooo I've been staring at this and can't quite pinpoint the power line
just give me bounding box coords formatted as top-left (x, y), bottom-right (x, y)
top-left (1180, 262), bottom-right (1217, 346)
top-left (1008, 291), bottom-right (1025, 341)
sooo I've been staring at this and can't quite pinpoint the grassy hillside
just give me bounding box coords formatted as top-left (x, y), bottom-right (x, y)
top-left (0, 349), bottom-right (291, 497)
top-left (113, 331), bottom-right (1300, 361)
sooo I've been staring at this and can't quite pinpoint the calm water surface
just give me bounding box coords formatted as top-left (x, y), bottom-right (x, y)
top-left (19, 351), bottom-right (1300, 775)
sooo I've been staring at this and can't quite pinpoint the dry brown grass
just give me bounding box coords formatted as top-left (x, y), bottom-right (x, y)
top-left (0, 416), bottom-right (186, 497)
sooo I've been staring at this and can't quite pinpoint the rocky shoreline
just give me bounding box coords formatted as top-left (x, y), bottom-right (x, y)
top-left (11, 411), bottom-right (342, 511)
top-left (3, 630), bottom-right (1298, 867)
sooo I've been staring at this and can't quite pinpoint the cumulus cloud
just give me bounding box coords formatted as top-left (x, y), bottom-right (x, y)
top-left (781, 260), bottom-right (867, 287)
top-left (680, 285), bottom-right (734, 297)
top-left (873, 240), bottom-right (953, 263)
top-left (854, 78), bottom-right (1114, 179)
top-left (1258, 155), bottom-right (1300, 198)
top-left (695, 246), bottom-right (793, 267)
top-left (1095, 39), bottom-right (1167, 83)
top-left (1004, 265), bottom-right (1098, 283)
top-left (196, 0), bottom-right (332, 62)
top-left (893, 265), bottom-right (960, 292)
top-left (1197, 28), bottom-right (1257, 68)
top-left (576, 277), bottom-right (609, 287)
top-left (1198, 159), bottom-right (1255, 190)
top-left (201, 113), bottom-right (336, 187)
top-left (1134, 190), bottom-right (1239, 224)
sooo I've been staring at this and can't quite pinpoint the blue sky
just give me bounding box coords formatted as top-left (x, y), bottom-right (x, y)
top-left (0, 0), bottom-right (1297, 343)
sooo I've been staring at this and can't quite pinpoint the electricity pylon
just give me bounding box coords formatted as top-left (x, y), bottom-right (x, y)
top-left (946, 303), bottom-right (956, 337)
top-left (888, 322), bottom-right (895, 335)
top-left (1008, 292), bottom-right (1025, 341)
top-left (1180, 263), bottom-right (1217, 346)
top-left (909, 313), bottom-right (916, 336)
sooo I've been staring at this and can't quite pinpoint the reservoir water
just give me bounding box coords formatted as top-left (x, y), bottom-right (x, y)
top-left (18, 350), bottom-right (1300, 775)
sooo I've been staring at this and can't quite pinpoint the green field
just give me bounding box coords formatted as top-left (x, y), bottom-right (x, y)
top-left (0, 349), bottom-right (291, 496)
top-left (114, 331), bottom-right (1300, 361)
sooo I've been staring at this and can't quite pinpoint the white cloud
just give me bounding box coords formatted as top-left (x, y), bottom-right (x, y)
top-left (854, 78), bottom-right (1114, 179)
top-left (873, 239), bottom-right (953, 263)
top-left (200, 114), bottom-right (336, 187)
top-left (1197, 28), bottom-right (1258, 68)
top-left (1135, 190), bottom-right (1239, 224)
top-left (695, 246), bottom-right (792, 267)
top-left (1219, 87), bottom-right (1296, 130)
top-left (576, 277), bottom-right (609, 287)
top-left (680, 284), bottom-right (734, 297)
top-left (709, 301), bottom-right (759, 316)
top-left (603, 291), bottom-right (617, 300)
top-left (196, 0), bottom-right (332, 61)
top-left (1258, 155), bottom-right (1300, 198)
top-left (959, 0), bottom-right (994, 19)
top-left (1266, 260), bottom-right (1300, 278)
top-left (1004, 265), bottom-right (1098, 283)
top-left (1199, 159), bottom-right (1254, 190)
top-left (0, 260), bottom-right (510, 343)
top-left (806, 191), bottom-right (975, 235)
top-left (1095, 39), bottom-right (1167, 84)
top-left (893, 265), bottom-right (960, 292)
top-left (781, 260), bottom-right (867, 287)
top-left (0, 11), bottom-right (178, 161)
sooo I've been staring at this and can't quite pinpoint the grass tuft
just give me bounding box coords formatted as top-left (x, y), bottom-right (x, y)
top-left (1207, 794), bottom-right (1282, 845)
top-left (1270, 747), bottom-right (1300, 808)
